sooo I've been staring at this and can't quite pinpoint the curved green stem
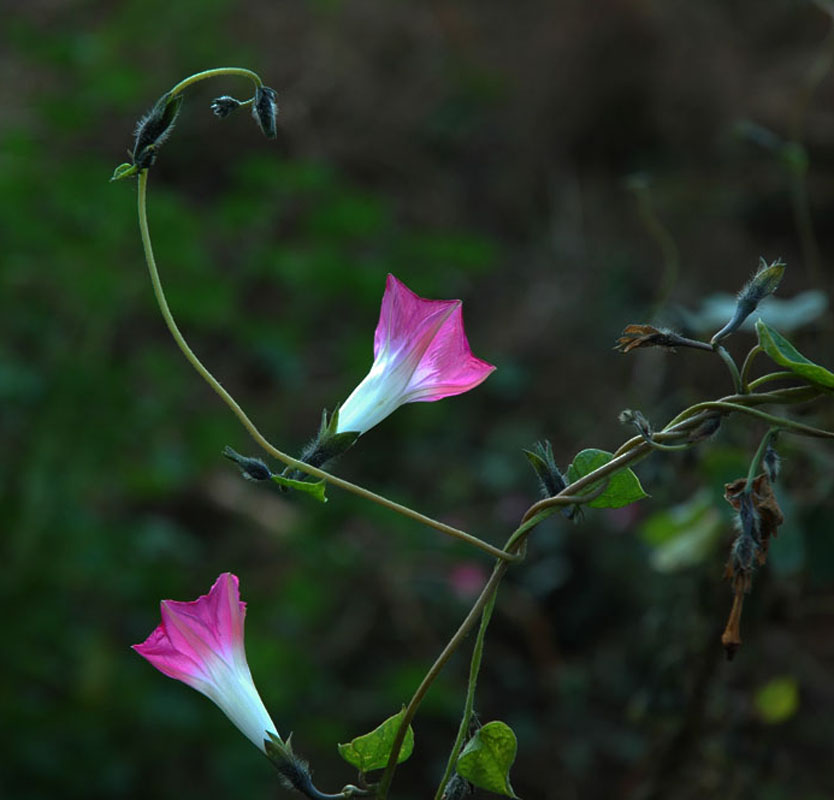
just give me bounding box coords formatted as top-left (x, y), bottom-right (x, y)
top-left (662, 399), bottom-right (832, 439)
top-left (168, 67), bottom-right (262, 97)
top-left (639, 437), bottom-right (693, 452)
top-left (714, 345), bottom-right (742, 394)
top-left (747, 371), bottom-right (802, 390)
top-left (136, 170), bottom-right (514, 563)
top-left (739, 345), bottom-right (763, 393)
top-left (746, 427), bottom-right (780, 488)
top-left (433, 590), bottom-right (497, 800)
top-left (661, 386), bottom-right (821, 427)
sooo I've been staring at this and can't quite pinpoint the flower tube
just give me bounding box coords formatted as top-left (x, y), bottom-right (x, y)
top-left (133, 572), bottom-right (278, 752)
top-left (336, 274), bottom-right (496, 435)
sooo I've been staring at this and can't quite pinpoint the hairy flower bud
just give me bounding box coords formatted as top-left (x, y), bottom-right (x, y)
top-left (131, 91), bottom-right (183, 169)
top-left (210, 95), bottom-right (243, 118)
top-left (523, 440), bottom-right (576, 519)
top-left (619, 409), bottom-right (652, 438)
top-left (223, 446), bottom-right (273, 481)
top-left (711, 258), bottom-right (786, 344)
top-left (252, 85), bottom-right (279, 138)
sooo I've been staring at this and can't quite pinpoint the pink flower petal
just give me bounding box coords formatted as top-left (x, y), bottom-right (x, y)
top-left (337, 274), bottom-right (495, 434)
top-left (405, 304), bottom-right (496, 402)
top-left (133, 573), bottom-right (278, 752)
top-left (373, 274), bottom-right (460, 361)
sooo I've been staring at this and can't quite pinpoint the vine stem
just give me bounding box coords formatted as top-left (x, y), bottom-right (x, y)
top-left (433, 590), bottom-right (497, 800)
top-left (739, 345), bottom-right (763, 392)
top-left (747, 371), bottom-right (802, 390)
top-left (714, 345), bottom-right (742, 393)
top-left (135, 170), bottom-right (514, 563)
top-left (662, 399), bottom-right (833, 439)
top-left (745, 427), bottom-right (779, 488)
top-left (168, 67), bottom-right (262, 97)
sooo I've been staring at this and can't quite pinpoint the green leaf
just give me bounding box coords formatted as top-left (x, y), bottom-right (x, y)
top-left (270, 474), bottom-right (328, 503)
top-left (456, 721), bottom-right (518, 798)
top-left (754, 676), bottom-right (799, 724)
top-left (755, 319), bottom-right (834, 388)
top-left (565, 448), bottom-right (648, 509)
top-left (337, 708), bottom-right (414, 773)
top-left (109, 162), bottom-right (137, 182)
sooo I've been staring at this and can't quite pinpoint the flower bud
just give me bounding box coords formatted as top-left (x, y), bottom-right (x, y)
top-left (131, 91), bottom-right (183, 170)
top-left (211, 95), bottom-right (243, 118)
top-left (618, 409), bottom-right (652, 438)
top-left (252, 85), bottom-right (279, 138)
top-left (523, 440), bottom-right (566, 499)
top-left (223, 446), bottom-right (273, 481)
top-left (523, 440), bottom-right (576, 519)
top-left (711, 258), bottom-right (786, 344)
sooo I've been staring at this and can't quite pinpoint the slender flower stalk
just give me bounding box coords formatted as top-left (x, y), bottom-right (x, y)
top-left (336, 274), bottom-right (495, 435)
top-left (133, 573), bottom-right (279, 753)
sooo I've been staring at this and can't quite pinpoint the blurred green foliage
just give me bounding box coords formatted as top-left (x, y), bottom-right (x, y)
top-left (3, 1), bottom-right (834, 799)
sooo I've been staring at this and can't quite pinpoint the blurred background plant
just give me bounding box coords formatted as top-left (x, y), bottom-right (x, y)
top-left (2, 1), bottom-right (834, 798)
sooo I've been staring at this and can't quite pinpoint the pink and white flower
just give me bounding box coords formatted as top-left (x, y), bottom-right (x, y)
top-left (133, 572), bottom-right (278, 752)
top-left (336, 274), bottom-right (496, 435)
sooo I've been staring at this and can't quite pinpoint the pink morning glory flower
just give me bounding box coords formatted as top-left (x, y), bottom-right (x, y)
top-left (133, 572), bottom-right (279, 753)
top-left (336, 274), bottom-right (496, 435)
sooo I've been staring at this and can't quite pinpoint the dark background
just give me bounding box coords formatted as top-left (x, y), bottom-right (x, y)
top-left (3, 1), bottom-right (834, 798)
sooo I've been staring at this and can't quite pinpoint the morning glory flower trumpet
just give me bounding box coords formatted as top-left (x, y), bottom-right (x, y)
top-left (133, 572), bottom-right (278, 753)
top-left (336, 274), bottom-right (496, 435)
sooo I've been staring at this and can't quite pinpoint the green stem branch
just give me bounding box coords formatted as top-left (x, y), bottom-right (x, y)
top-left (168, 67), bottom-right (262, 97)
top-left (745, 427), bottom-right (779, 488)
top-left (747, 371), bottom-right (802, 390)
top-left (433, 590), bottom-right (497, 800)
top-left (739, 345), bottom-right (763, 392)
top-left (714, 345), bottom-right (742, 394)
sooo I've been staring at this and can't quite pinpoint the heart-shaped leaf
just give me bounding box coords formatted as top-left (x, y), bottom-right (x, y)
top-left (337, 708), bottom-right (414, 773)
top-left (456, 721), bottom-right (518, 798)
top-left (566, 448), bottom-right (648, 509)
